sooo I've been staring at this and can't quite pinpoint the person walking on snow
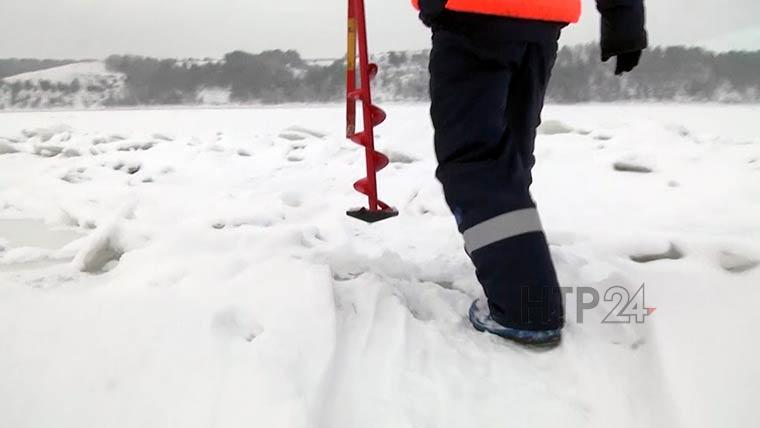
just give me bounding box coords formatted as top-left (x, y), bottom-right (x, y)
top-left (413, 0), bottom-right (647, 346)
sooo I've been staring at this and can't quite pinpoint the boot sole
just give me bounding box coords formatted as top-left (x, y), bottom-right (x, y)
top-left (472, 322), bottom-right (562, 349)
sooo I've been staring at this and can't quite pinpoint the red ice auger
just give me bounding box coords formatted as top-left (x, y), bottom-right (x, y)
top-left (345, 0), bottom-right (398, 223)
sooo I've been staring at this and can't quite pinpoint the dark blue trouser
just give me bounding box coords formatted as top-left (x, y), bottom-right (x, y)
top-left (429, 28), bottom-right (564, 331)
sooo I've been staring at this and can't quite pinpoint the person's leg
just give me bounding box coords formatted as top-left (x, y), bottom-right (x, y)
top-left (430, 30), bottom-right (527, 230)
top-left (483, 39), bottom-right (564, 331)
top-left (430, 30), bottom-right (563, 332)
top-left (506, 41), bottom-right (558, 187)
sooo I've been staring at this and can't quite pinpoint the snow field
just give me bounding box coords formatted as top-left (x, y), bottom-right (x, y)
top-left (0, 104), bottom-right (758, 428)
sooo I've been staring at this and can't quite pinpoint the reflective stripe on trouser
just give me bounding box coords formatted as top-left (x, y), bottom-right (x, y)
top-left (429, 29), bottom-right (564, 331)
top-left (463, 207), bottom-right (543, 254)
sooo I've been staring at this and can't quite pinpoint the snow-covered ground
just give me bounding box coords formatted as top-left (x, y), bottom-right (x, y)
top-left (0, 104), bottom-right (758, 428)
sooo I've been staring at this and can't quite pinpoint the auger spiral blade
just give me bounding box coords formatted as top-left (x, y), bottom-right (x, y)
top-left (345, 0), bottom-right (398, 223)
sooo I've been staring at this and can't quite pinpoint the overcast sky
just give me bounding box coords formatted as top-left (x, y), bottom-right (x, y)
top-left (0, 0), bottom-right (758, 59)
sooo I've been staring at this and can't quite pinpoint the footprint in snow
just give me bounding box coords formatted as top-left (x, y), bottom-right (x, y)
top-left (22, 125), bottom-right (71, 142)
top-left (0, 141), bottom-right (19, 155)
top-left (151, 133), bottom-right (174, 142)
top-left (33, 145), bottom-right (64, 158)
top-left (278, 132), bottom-right (307, 142)
top-left (387, 150), bottom-right (418, 164)
top-left (630, 243), bottom-right (684, 263)
top-left (671, 125), bottom-right (692, 138)
top-left (332, 270), bottom-right (363, 282)
top-left (211, 307), bottom-right (262, 342)
top-left (614, 160), bottom-right (654, 174)
top-left (630, 337), bottom-right (647, 350)
top-left (719, 251), bottom-right (759, 274)
top-left (61, 168), bottom-right (91, 184)
top-left (62, 148), bottom-right (82, 157)
top-left (298, 227), bottom-right (327, 249)
top-left (212, 212), bottom-right (283, 230)
top-left (74, 231), bottom-right (124, 274)
top-left (538, 120), bottom-right (575, 135)
top-left (0, 136), bottom-right (22, 144)
top-left (111, 162), bottom-right (141, 175)
top-left (92, 134), bottom-right (132, 147)
top-left (281, 192), bottom-right (303, 208)
top-left (116, 141), bottom-right (157, 152)
top-left (284, 125), bottom-right (327, 139)
top-left (91, 136), bottom-right (109, 145)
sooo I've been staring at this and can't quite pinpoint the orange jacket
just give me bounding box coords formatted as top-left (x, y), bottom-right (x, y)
top-left (412, 0), bottom-right (581, 24)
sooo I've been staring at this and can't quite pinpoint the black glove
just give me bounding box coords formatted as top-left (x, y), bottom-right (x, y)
top-left (598, 1), bottom-right (648, 75)
top-left (607, 50), bottom-right (642, 75)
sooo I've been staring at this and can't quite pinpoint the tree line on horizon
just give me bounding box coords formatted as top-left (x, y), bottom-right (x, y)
top-left (102, 50), bottom-right (344, 105)
top-left (104, 46), bottom-right (760, 104)
top-left (1, 45), bottom-right (759, 107)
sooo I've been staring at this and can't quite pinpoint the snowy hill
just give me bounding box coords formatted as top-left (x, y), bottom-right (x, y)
top-left (0, 104), bottom-right (758, 428)
top-left (3, 61), bottom-right (119, 84)
top-left (0, 61), bottom-right (126, 109)
top-left (0, 59), bottom-right (80, 80)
